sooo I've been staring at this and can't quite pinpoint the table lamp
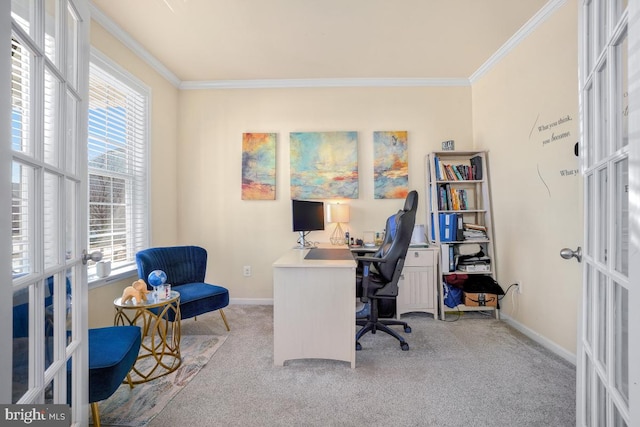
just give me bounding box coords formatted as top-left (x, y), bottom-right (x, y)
top-left (327, 203), bottom-right (350, 245)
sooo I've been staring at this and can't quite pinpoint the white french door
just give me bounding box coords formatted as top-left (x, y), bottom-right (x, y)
top-left (3, 0), bottom-right (90, 425)
top-left (577, 0), bottom-right (639, 425)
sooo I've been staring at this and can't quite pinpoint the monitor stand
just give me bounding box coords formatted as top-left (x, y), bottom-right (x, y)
top-left (295, 231), bottom-right (315, 249)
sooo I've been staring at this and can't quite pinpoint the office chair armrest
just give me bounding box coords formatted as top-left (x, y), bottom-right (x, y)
top-left (355, 255), bottom-right (388, 264)
top-left (356, 256), bottom-right (386, 303)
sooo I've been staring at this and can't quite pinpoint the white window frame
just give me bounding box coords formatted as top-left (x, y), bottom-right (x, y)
top-left (87, 49), bottom-right (149, 286)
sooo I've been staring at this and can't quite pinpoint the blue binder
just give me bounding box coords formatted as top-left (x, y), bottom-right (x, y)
top-left (439, 213), bottom-right (457, 242)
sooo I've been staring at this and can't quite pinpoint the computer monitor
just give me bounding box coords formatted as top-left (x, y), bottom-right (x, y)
top-left (292, 199), bottom-right (324, 248)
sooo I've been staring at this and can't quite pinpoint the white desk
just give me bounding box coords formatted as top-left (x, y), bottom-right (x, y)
top-left (273, 246), bottom-right (357, 368)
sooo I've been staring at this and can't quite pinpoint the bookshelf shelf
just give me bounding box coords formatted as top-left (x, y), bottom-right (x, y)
top-left (438, 209), bottom-right (486, 214)
top-left (425, 151), bottom-right (499, 320)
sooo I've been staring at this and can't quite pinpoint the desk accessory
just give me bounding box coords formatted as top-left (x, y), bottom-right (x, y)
top-left (148, 269), bottom-right (167, 299)
top-left (327, 203), bottom-right (350, 245)
top-left (121, 279), bottom-right (150, 304)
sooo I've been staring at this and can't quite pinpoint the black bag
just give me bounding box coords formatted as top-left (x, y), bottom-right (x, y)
top-left (463, 275), bottom-right (504, 295)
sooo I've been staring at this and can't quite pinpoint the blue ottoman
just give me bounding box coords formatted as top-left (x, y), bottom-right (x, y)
top-left (89, 326), bottom-right (141, 426)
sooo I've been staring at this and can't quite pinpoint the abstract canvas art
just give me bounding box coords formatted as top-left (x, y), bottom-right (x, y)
top-left (242, 133), bottom-right (276, 200)
top-left (290, 131), bottom-right (358, 199)
top-left (373, 131), bottom-right (408, 199)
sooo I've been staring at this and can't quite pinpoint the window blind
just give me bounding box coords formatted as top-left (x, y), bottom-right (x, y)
top-left (11, 34), bottom-right (33, 276)
top-left (88, 60), bottom-right (148, 274)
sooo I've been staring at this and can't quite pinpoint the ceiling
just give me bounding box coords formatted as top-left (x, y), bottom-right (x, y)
top-left (91, 0), bottom-right (549, 83)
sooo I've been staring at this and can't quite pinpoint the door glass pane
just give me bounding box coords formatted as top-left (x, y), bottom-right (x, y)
top-left (586, 174), bottom-right (594, 257)
top-left (67, 354), bottom-right (75, 408)
top-left (44, 0), bottom-right (58, 65)
top-left (584, 356), bottom-right (593, 426)
top-left (596, 271), bottom-right (608, 366)
top-left (44, 66), bottom-right (60, 167)
top-left (46, 273), bottom-right (72, 370)
top-left (12, 286), bottom-right (29, 402)
top-left (11, 36), bottom-right (32, 156)
top-left (65, 179), bottom-right (76, 261)
top-left (585, 1), bottom-right (594, 72)
top-left (597, 0), bottom-right (608, 55)
top-left (586, 84), bottom-right (595, 167)
top-left (614, 282), bottom-right (629, 403)
top-left (615, 0), bottom-right (629, 22)
top-left (45, 276), bottom-right (55, 370)
top-left (12, 162), bottom-right (34, 276)
top-left (597, 168), bottom-right (608, 264)
top-left (44, 172), bottom-right (59, 269)
top-left (11, 0), bottom-right (34, 36)
top-left (614, 403), bottom-right (629, 427)
top-left (596, 375), bottom-right (608, 427)
top-left (617, 34), bottom-right (628, 149)
top-left (586, 264), bottom-right (593, 347)
top-left (597, 62), bottom-right (609, 160)
top-left (65, 269), bottom-right (74, 346)
top-left (65, 92), bottom-right (77, 174)
top-left (66, 4), bottom-right (79, 89)
top-left (13, 280), bottom-right (51, 400)
top-left (614, 158), bottom-right (628, 275)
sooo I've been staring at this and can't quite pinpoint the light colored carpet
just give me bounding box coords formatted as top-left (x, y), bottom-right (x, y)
top-left (93, 332), bottom-right (227, 426)
top-left (145, 305), bottom-right (576, 427)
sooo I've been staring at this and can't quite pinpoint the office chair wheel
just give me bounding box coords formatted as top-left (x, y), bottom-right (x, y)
top-left (356, 342), bottom-right (362, 351)
top-left (400, 342), bottom-right (409, 351)
top-left (404, 326), bottom-right (412, 333)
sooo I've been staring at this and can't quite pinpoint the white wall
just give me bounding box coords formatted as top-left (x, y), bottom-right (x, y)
top-left (177, 86), bottom-right (473, 300)
top-left (472, 0), bottom-right (581, 354)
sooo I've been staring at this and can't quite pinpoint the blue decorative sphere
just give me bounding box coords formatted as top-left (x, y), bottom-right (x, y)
top-left (148, 270), bottom-right (167, 287)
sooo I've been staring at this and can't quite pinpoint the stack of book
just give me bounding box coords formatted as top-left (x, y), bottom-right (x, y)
top-left (437, 184), bottom-right (468, 210)
top-left (463, 223), bottom-right (487, 240)
top-left (433, 155), bottom-right (483, 181)
top-left (456, 250), bottom-right (491, 272)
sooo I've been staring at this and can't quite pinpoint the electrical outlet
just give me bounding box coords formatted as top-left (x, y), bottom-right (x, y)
top-left (516, 281), bottom-right (523, 294)
top-left (243, 265), bottom-right (252, 277)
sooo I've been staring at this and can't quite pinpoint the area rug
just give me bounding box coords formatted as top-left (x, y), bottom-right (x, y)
top-left (93, 334), bottom-right (227, 426)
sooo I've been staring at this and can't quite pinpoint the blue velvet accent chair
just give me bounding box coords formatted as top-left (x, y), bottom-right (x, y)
top-left (136, 246), bottom-right (230, 330)
top-left (88, 325), bottom-right (141, 427)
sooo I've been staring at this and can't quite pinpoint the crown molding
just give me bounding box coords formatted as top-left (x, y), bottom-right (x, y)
top-left (89, 2), bottom-right (181, 88)
top-left (179, 77), bottom-right (470, 90)
top-left (469, 0), bottom-right (566, 83)
top-left (91, 0), bottom-right (564, 90)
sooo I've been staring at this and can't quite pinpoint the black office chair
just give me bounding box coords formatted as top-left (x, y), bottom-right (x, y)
top-left (355, 190), bottom-right (418, 351)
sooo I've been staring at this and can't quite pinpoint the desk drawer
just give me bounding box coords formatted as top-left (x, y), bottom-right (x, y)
top-left (404, 249), bottom-right (434, 267)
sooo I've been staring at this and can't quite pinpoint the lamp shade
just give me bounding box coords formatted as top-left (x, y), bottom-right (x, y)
top-left (327, 203), bottom-right (350, 223)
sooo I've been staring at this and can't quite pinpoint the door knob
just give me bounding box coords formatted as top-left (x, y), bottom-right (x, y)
top-left (560, 246), bottom-right (582, 263)
top-left (82, 250), bottom-right (103, 265)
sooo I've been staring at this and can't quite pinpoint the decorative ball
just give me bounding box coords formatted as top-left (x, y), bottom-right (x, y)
top-left (148, 270), bottom-right (167, 287)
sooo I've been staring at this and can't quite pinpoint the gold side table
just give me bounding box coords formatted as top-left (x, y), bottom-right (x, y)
top-left (113, 290), bottom-right (181, 384)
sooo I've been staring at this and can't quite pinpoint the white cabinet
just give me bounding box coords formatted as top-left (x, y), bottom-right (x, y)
top-left (396, 247), bottom-right (438, 319)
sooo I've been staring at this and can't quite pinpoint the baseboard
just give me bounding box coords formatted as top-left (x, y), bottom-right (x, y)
top-left (230, 298), bottom-right (274, 305)
top-left (501, 313), bottom-right (576, 366)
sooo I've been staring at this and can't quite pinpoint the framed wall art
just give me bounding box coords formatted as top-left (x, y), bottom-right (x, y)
top-left (242, 132), bottom-right (276, 200)
top-left (373, 130), bottom-right (408, 199)
top-left (290, 131), bottom-right (358, 199)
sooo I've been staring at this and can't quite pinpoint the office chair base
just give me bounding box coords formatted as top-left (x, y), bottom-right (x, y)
top-left (356, 318), bottom-right (412, 333)
top-left (355, 320), bottom-right (410, 351)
